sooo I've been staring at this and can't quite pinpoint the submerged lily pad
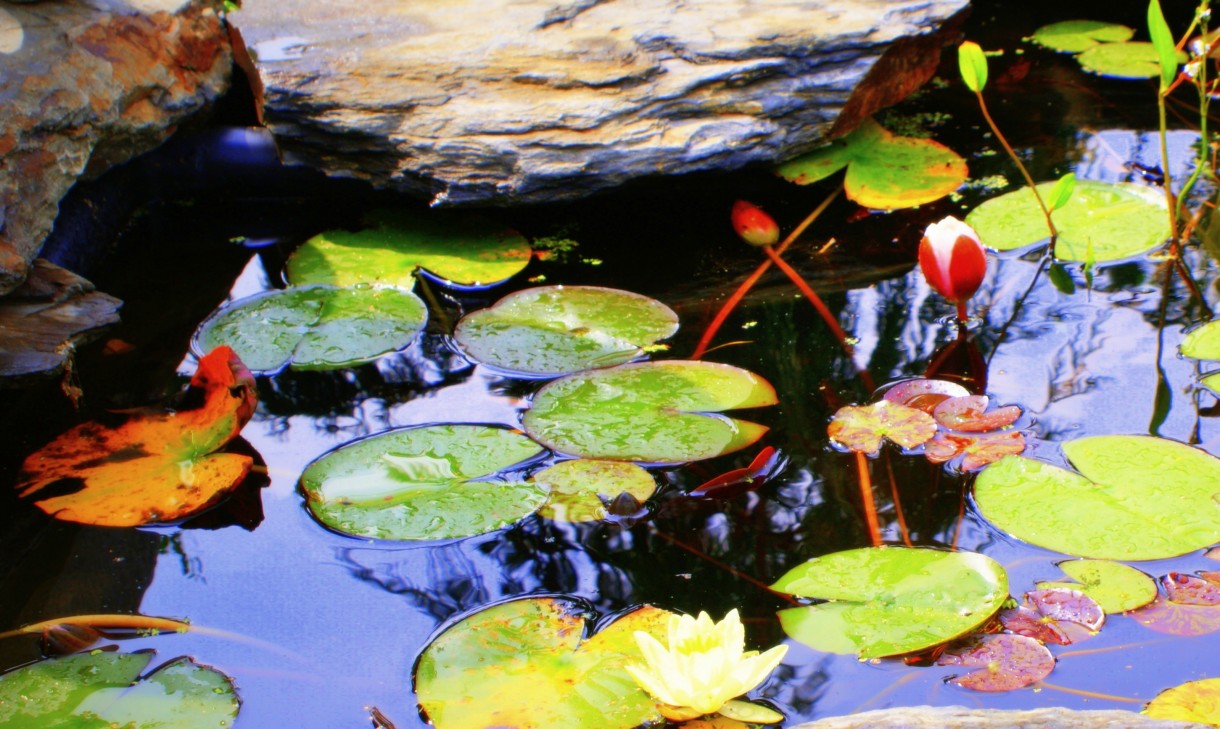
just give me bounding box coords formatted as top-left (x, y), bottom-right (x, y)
top-left (522, 361), bottom-right (777, 463)
top-left (1028, 20), bottom-right (1134, 53)
top-left (773, 547), bottom-right (1008, 658)
top-left (1145, 677), bottom-right (1220, 724)
top-left (194, 285), bottom-right (427, 373)
top-left (974, 436), bottom-right (1220, 560)
top-left (965, 180), bottom-right (1169, 262)
top-left (1132, 573), bottom-right (1220, 637)
top-left (416, 597), bottom-right (668, 729)
top-left (0, 651), bottom-right (239, 728)
top-left (453, 286), bottom-right (678, 376)
top-left (286, 208), bottom-right (531, 289)
top-left (1077, 42), bottom-right (1186, 79)
top-left (532, 459), bottom-right (656, 522)
top-left (299, 424), bottom-right (547, 540)
top-left (1036, 559), bottom-right (1157, 613)
top-left (775, 118), bottom-right (968, 210)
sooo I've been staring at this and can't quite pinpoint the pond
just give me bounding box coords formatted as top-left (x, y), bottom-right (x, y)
top-left (3, 0), bottom-right (1220, 726)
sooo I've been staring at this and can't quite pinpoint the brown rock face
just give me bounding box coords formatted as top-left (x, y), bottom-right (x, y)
top-left (0, 0), bottom-right (233, 295)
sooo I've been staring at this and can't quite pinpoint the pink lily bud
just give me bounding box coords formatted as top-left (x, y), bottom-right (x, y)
top-left (731, 200), bottom-right (780, 247)
top-left (918, 216), bottom-right (987, 304)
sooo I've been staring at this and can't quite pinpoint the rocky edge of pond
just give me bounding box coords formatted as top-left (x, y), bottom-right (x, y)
top-left (791, 706), bottom-right (1207, 727)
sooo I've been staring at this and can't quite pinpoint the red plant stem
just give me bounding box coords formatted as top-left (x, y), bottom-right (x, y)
top-left (883, 452), bottom-right (912, 547)
top-left (761, 245), bottom-right (876, 392)
top-left (649, 528), bottom-right (800, 604)
top-left (691, 188), bottom-right (841, 360)
top-left (855, 451), bottom-right (882, 547)
top-left (974, 91), bottom-right (1058, 249)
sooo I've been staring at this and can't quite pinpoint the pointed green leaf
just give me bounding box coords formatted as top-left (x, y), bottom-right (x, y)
top-left (1047, 172), bottom-right (1077, 212)
top-left (1048, 262), bottom-right (1077, 295)
top-left (1147, 0), bottom-right (1178, 89)
top-left (1028, 20), bottom-right (1135, 53)
top-left (958, 41), bottom-right (989, 92)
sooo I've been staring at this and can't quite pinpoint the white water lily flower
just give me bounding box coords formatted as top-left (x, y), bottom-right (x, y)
top-left (624, 609), bottom-right (788, 722)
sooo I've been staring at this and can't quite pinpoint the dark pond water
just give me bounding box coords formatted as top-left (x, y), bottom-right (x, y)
top-left (3, 0), bottom-right (1220, 726)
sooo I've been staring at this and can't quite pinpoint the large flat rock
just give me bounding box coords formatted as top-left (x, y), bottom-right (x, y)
top-left (233, 0), bottom-right (969, 206)
top-left (0, 0), bottom-right (232, 295)
top-left (791, 707), bottom-right (1205, 728)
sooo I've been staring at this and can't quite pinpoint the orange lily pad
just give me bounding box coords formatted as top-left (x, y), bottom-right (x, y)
top-left (16, 347), bottom-right (258, 527)
top-left (925, 430), bottom-right (1026, 472)
top-left (827, 401), bottom-right (937, 455)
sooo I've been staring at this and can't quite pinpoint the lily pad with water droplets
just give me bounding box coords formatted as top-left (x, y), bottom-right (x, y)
top-left (0, 651), bottom-right (240, 728)
top-left (522, 361), bottom-right (776, 463)
top-left (416, 596), bottom-right (668, 729)
top-left (1145, 677), bottom-right (1220, 723)
top-left (532, 459), bottom-right (656, 522)
top-left (974, 436), bottom-right (1220, 560)
top-left (1132, 573), bottom-right (1220, 636)
top-left (999, 588), bottom-right (1104, 645)
top-left (965, 180), bottom-right (1169, 262)
top-left (773, 546), bottom-right (1008, 659)
top-left (1036, 559), bottom-right (1157, 614)
top-left (299, 424), bottom-right (547, 541)
top-left (938, 634), bottom-right (1055, 692)
top-left (453, 285), bottom-right (678, 377)
top-left (286, 208), bottom-right (531, 289)
top-left (1028, 20), bottom-right (1134, 53)
top-left (827, 401), bottom-right (938, 455)
top-left (194, 285), bottom-right (427, 374)
top-left (775, 118), bottom-right (967, 210)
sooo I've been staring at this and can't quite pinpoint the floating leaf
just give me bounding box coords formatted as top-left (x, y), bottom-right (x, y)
top-left (1036, 559), bottom-right (1157, 613)
top-left (1180, 321), bottom-right (1220, 360)
top-left (1133, 573), bottom-right (1220, 636)
top-left (416, 597), bottom-right (668, 729)
top-left (965, 180), bottom-right (1169, 262)
top-left (827, 401), bottom-right (938, 455)
top-left (1145, 677), bottom-right (1220, 723)
top-left (773, 547), bottom-right (1008, 658)
top-left (925, 430), bottom-right (1026, 472)
top-left (882, 378), bottom-right (970, 413)
top-left (974, 436), bottom-right (1220, 560)
top-left (523, 361), bottom-right (776, 463)
top-left (938, 634), bottom-right (1055, 692)
top-left (299, 424), bottom-right (547, 540)
top-left (1077, 41), bottom-right (1187, 80)
top-left (1202, 372), bottom-right (1220, 396)
top-left (775, 118), bottom-right (967, 210)
top-left (0, 651), bottom-right (239, 728)
top-left (16, 347), bottom-right (257, 527)
top-left (453, 286), bottom-right (678, 376)
top-left (532, 459), bottom-right (656, 522)
top-left (690, 446), bottom-right (784, 499)
top-left (1028, 20), bottom-right (1135, 53)
top-left (286, 208), bottom-right (531, 289)
top-left (999, 588), bottom-right (1104, 645)
top-left (932, 395), bottom-right (1021, 432)
top-left (194, 285), bottom-right (427, 373)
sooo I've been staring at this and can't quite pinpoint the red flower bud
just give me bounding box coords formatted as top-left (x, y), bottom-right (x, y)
top-left (918, 216), bottom-right (987, 304)
top-left (731, 200), bottom-right (780, 247)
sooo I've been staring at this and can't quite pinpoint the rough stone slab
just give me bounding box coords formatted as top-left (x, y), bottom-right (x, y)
top-left (790, 706), bottom-right (1207, 728)
top-left (232, 0), bottom-right (969, 206)
top-left (0, 259), bottom-right (121, 382)
top-left (0, 0), bottom-right (232, 295)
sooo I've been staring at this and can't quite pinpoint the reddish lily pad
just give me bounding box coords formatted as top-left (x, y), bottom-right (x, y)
top-left (938, 634), bottom-right (1055, 692)
top-left (416, 596), bottom-right (669, 729)
top-left (882, 378), bottom-right (970, 413)
top-left (999, 588), bottom-right (1104, 645)
top-left (827, 401), bottom-right (938, 455)
top-left (1036, 559), bottom-right (1157, 614)
top-left (933, 396), bottom-right (1021, 432)
top-left (690, 447), bottom-right (784, 499)
top-left (1145, 677), bottom-right (1220, 723)
top-left (925, 430), bottom-right (1026, 472)
top-left (775, 118), bottom-right (968, 210)
top-left (1132, 573), bottom-right (1220, 637)
top-left (15, 347), bottom-right (257, 527)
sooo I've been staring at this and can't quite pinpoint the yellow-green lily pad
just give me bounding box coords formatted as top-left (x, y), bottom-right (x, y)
top-left (1077, 42), bottom-right (1187, 80)
top-left (1036, 559), bottom-right (1157, 613)
top-left (773, 546), bottom-right (1008, 659)
top-left (1145, 677), bottom-right (1220, 723)
top-left (533, 459), bottom-right (656, 522)
top-left (1028, 20), bottom-right (1134, 53)
top-left (974, 436), bottom-right (1220, 560)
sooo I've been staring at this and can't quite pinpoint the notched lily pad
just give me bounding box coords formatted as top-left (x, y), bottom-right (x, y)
top-left (827, 401), bottom-right (938, 455)
top-left (453, 285), bottom-right (678, 376)
top-left (938, 634), bottom-right (1055, 692)
top-left (999, 588), bottom-right (1104, 645)
top-left (933, 396), bottom-right (1021, 432)
top-left (1133, 573), bottom-right (1220, 636)
top-left (416, 596), bottom-right (668, 729)
top-left (194, 284), bottom-right (427, 373)
top-left (299, 424), bottom-right (547, 540)
top-left (974, 436), bottom-right (1220, 560)
top-left (1036, 559), bottom-right (1157, 613)
top-left (522, 361), bottom-right (777, 463)
top-left (286, 208), bottom-right (531, 289)
top-left (1028, 20), bottom-right (1134, 53)
top-left (0, 650), bottom-right (240, 728)
top-left (773, 547), bottom-right (1008, 659)
top-left (1077, 42), bottom-right (1186, 79)
top-left (775, 118), bottom-right (967, 210)
top-left (965, 180), bottom-right (1169, 262)
top-left (882, 378), bottom-right (970, 413)
top-left (925, 431), bottom-right (1026, 472)
top-left (532, 459), bottom-right (656, 522)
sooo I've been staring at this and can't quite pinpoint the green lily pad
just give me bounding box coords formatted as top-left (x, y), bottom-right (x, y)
top-left (286, 208), bottom-right (532, 289)
top-left (1036, 559), bottom-right (1157, 613)
top-left (453, 286), bottom-right (679, 376)
top-left (0, 651), bottom-right (239, 728)
top-left (1077, 42), bottom-right (1187, 80)
top-left (522, 361), bottom-right (777, 463)
top-left (974, 436), bottom-right (1220, 560)
top-left (1181, 321), bottom-right (1220, 360)
top-left (1202, 372), bottom-right (1220, 396)
top-left (193, 284), bottom-right (427, 373)
top-left (775, 118), bottom-right (968, 210)
top-left (416, 596), bottom-right (668, 729)
top-left (299, 424), bottom-right (547, 540)
top-left (965, 180), bottom-right (1169, 262)
top-left (533, 459), bottom-right (656, 522)
top-left (1028, 21), bottom-right (1134, 53)
top-left (772, 546), bottom-right (1008, 659)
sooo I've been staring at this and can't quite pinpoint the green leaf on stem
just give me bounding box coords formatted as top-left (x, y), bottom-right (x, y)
top-left (958, 41), bottom-right (988, 93)
top-left (1147, 0), bottom-right (1178, 90)
top-left (1047, 172), bottom-right (1077, 212)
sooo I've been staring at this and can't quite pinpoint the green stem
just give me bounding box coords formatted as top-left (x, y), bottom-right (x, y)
top-left (974, 91), bottom-right (1058, 252)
